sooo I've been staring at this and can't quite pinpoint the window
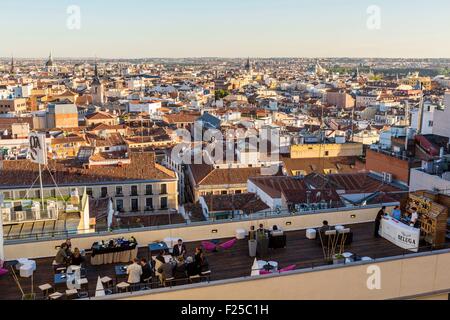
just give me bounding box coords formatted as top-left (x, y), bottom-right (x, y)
top-left (86, 188), bottom-right (93, 197)
top-left (428, 121), bottom-right (434, 127)
top-left (221, 191), bottom-right (228, 195)
top-left (235, 190), bottom-right (242, 194)
top-left (131, 185), bottom-right (138, 196)
top-left (131, 199), bottom-right (139, 212)
top-left (160, 184), bottom-right (167, 195)
top-left (324, 151), bottom-right (329, 156)
top-left (116, 199), bottom-right (124, 212)
top-left (160, 197), bottom-right (168, 210)
top-left (146, 198), bottom-right (153, 210)
top-left (116, 186), bottom-right (123, 196)
top-left (101, 187), bottom-right (108, 198)
top-left (146, 185), bottom-right (153, 195)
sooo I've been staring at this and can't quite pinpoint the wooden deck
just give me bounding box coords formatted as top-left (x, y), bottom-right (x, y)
top-left (0, 222), bottom-right (420, 300)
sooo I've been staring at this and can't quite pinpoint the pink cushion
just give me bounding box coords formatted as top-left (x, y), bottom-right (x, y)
top-left (279, 265), bottom-right (296, 273)
top-left (0, 268), bottom-right (8, 277)
top-left (259, 270), bottom-right (271, 275)
top-left (201, 241), bottom-right (217, 252)
top-left (219, 238), bottom-right (237, 250)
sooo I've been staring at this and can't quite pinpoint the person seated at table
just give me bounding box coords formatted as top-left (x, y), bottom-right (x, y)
top-left (172, 239), bottom-right (187, 258)
top-left (391, 206), bottom-right (402, 221)
top-left (199, 252), bottom-right (209, 274)
top-left (65, 239), bottom-right (73, 257)
top-left (270, 225), bottom-right (283, 236)
top-left (154, 250), bottom-right (166, 278)
top-left (127, 258), bottom-right (143, 285)
top-left (319, 221), bottom-right (332, 233)
top-left (140, 258), bottom-right (152, 283)
top-left (173, 256), bottom-right (187, 280)
top-left (70, 248), bottom-right (84, 266)
top-left (157, 261), bottom-right (174, 284)
top-left (55, 243), bottom-right (70, 266)
top-left (187, 247), bottom-right (203, 276)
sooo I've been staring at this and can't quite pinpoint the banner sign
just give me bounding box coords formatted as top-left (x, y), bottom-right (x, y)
top-left (28, 132), bottom-right (47, 165)
top-left (380, 216), bottom-right (420, 252)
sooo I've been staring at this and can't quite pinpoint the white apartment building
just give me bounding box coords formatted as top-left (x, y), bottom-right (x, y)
top-left (433, 92), bottom-right (450, 138)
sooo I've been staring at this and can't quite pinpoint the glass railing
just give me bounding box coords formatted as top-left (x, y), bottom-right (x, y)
top-left (3, 202), bottom-right (398, 243)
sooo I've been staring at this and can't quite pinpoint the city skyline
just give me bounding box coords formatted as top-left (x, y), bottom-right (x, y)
top-left (2, 0), bottom-right (450, 59)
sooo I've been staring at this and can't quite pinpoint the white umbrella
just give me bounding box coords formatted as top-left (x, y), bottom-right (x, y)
top-left (251, 258), bottom-right (260, 276)
top-left (95, 276), bottom-right (105, 297)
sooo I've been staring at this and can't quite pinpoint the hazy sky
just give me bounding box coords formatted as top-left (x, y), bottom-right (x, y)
top-left (2, 0), bottom-right (450, 58)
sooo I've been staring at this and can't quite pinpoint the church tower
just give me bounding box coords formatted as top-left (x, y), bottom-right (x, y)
top-left (10, 56), bottom-right (15, 75)
top-left (45, 51), bottom-right (58, 74)
top-left (91, 62), bottom-right (105, 105)
top-left (245, 57), bottom-right (252, 73)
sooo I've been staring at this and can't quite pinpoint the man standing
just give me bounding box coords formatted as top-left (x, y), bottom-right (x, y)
top-left (374, 206), bottom-right (386, 238)
top-left (172, 239), bottom-right (187, 258)
top-left (127, 258), bottom-right (143, 286)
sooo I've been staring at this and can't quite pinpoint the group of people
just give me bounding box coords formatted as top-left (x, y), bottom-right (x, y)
top-left (54, 239), bottom-right (85, 269)
top-left (374, 206), bottom-right (420, 237)
top-left (248, 224), bottom-right (284, 240)
top-left (126, 239), bottom-right (209, 286)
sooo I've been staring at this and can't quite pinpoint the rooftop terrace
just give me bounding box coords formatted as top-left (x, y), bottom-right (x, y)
top-left (1, 222), bottom-right (446, 300)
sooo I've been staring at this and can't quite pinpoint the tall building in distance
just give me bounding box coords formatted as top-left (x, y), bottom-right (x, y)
top-left (45, 51), bottom-right (58, 74)
top-left (245, 57), bottom-right (252, 73)
top-left (10, 56), bottom-right (15, 75)
top-left (91, 62), bottom-right (105, 105)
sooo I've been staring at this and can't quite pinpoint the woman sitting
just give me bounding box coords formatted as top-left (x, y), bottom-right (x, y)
top-left (54, 243), bottom-right (70, 268)
top-left (173, 256), bottom-right (187, 280)
top-left (70, 248), bottom-right (85, 266)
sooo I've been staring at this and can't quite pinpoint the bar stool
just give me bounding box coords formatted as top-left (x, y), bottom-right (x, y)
top-left (101, 276), bottom-right (113, 289)
top-left (189, 274), bottom-right (201, 284)
top-left (164, 277), bottom-right (175, 287)
top-left (38, 283), bottom-right (53, 299)
top-left (117, 282), bottom-right (130, 293)
top-left (49, 292), bottom-right (64, 300)
top-left (200, 270), bottom-right (211, 282)
top-left (65, 289), bottom-right (78, 300)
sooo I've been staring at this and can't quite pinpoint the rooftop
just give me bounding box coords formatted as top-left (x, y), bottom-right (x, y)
top-left (0, 222), bottom-right (445, 300)
top-left (0, 152), bottom-right (176, 189)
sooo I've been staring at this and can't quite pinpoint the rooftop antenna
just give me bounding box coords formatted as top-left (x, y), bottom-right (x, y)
top-left (417, 84), bottom-right (425, 135)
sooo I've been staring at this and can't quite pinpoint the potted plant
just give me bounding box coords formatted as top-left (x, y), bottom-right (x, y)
top-left (333, 254), bottom-right (345, 265)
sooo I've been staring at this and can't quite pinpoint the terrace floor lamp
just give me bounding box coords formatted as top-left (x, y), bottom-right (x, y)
top-left (319, 230), bottom-right (338, 263)
top-left (10, 264), bottom-right (36, 300)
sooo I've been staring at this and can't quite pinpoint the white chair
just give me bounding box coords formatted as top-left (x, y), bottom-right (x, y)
top-left (19, 263), bottom-right (33, 278)
top-left (342, 252), bottom-right (353, 258)
top-left (268, 261), bottom-right (278, 272)
top-left (306, 229), bottom-right (317, 240)
top-left (16, 258), bottom-right (29, 270)
top-left (67, 265), bottom-right (81, 274)
top-left (236, 229), bottom-right (247, 240)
